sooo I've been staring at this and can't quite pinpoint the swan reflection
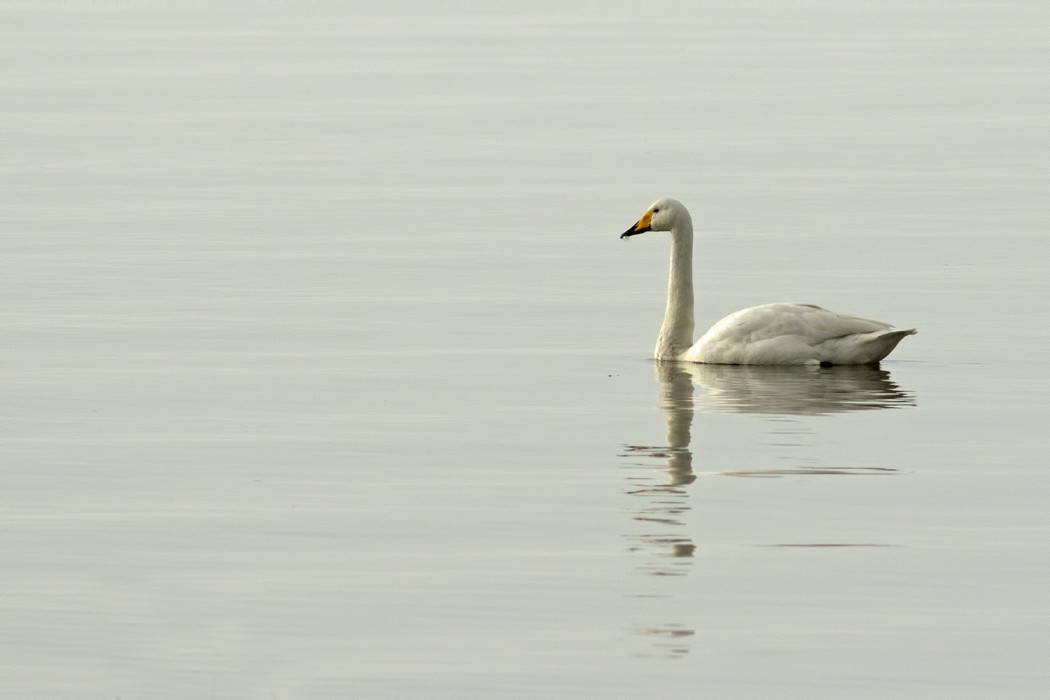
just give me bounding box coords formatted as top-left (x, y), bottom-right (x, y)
top-left (621, 361), bottom-right (916, 656)
top-left (680, 362), bottom-right (915, 416)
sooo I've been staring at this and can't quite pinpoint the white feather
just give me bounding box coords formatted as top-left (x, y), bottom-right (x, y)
top-left (622, 199), bottom-right (916, 365)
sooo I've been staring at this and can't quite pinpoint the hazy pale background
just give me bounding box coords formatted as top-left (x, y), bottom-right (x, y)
top-left (3, 1), bottom-right (1048, 698)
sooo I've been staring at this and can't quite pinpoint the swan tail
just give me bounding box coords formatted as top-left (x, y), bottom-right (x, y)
top-left (863, 328), bottom-right (917, 363)
top-left (815, 327), bottom-right (916, 365)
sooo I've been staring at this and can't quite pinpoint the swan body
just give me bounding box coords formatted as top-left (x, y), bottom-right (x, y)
top-left (621, 198), bottom-right (915, 365)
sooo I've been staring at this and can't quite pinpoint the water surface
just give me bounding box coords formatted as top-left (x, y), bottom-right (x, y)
top-left (3, 2), bottom-right (1049, 697)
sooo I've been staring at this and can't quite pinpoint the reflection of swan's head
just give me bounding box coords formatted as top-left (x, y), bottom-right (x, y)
top-left (621, 198), bottom-right (690, 238)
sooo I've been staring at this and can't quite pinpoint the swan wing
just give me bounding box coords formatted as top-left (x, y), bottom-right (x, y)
top-left (683, 303), bottom-right (915, 365)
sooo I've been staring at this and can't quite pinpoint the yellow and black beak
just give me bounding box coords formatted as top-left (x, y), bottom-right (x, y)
top-left (620, 209), bottom-right (653, 239)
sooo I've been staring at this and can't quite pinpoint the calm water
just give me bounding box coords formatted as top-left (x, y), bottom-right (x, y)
top-left (3, 2), bottom-right (1049, 697)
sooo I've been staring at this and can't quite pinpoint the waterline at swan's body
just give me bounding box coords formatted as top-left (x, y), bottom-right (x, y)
top-left (621, 198), bottom-right (916, 366)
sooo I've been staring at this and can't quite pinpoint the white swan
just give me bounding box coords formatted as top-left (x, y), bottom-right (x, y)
top-left (621, 198), bottom-right (916, 365)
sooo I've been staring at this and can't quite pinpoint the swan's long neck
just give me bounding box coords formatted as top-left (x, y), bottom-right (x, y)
top-left (656, 212), bottom-right (695, 360)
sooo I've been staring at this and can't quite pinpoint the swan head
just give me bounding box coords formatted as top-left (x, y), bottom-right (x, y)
top-left (620, 198), bottom-right (689, 239)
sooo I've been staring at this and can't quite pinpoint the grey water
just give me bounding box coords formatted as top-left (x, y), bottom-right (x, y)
top-left (3, 2), bottom-right (1049, 697)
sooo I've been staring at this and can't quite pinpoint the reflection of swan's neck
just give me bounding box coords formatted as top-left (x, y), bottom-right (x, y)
top-left (656, 214), bottom-right (695, 360)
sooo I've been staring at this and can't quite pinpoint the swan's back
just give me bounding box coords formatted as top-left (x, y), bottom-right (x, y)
top-left (681, 303), bottom-right (916, 365)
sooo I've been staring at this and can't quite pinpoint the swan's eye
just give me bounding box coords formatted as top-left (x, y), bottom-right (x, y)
top-left (653, 207), bottom-right (660, 213)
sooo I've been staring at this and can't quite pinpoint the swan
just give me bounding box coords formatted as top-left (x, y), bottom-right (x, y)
top-left (621, 198), bottom-right (916, 365)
